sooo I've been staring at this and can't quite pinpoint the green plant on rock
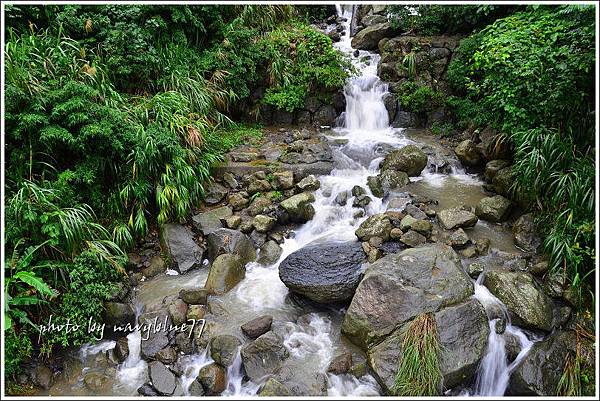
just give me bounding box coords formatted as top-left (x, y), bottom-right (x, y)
top-left (392, 313), bottom-right (442, 396)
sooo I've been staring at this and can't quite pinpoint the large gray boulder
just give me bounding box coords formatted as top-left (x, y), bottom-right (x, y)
top-left (367, 299), bottom-right (489, 394)
top-left (341, 244), bottom-right (473, 349)
top-left (475, 195), bottom-right (512, 223)
top-left (351, 22), bottom-right (396, 50)
top-left (279, 192), bottom-right (316, 223)
top-left (205, 254), bottom-right (245, 295)
top-left (484, 271), bottom-right (553, 331)
top-left (381, 145), bottom-right (428, 176)
top-left (240, 331), bottom-right (289, 382)
top-left (160, 224), bottom-right (203, 273)
top-left (367, 170), bottom-right (410, 198)
top-left (206, 228), bottom-right (256, 265)
top-left (279, 242), bottom-right (366, 303)
top-left (140, 310), bottom-right (171, 359)
top-left (437, 207), bottom-right (478, 230)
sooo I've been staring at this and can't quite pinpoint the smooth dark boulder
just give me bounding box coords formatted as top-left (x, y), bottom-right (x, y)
top-left (148, 361), bottom-right (176, 395)
top-left (279, 242), bottom-right (366, 304)
top-left (241, 315), bottom-right (273, 339)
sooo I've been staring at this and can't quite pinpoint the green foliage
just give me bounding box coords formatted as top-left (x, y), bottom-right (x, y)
top-left (4, 330), bottom-right (33, 378)
top-left (395, 81), bottom-right (445, 114)
top-left (447, 5), bottom-right (595, 301)
top-left (388, 4), bottom-right (520, 35)
top-left (430, 121), bottom-right (455, 138)
top-left (392, 313), bottom-right (442, 396)
top-left (260, 23), bottom-right (352, 112)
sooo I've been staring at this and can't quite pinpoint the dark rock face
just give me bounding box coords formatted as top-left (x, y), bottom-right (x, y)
top-left (484, 270), bottom-right (554, 332)
top-left (160, 224), bottom-right (203, 273)
top-left (279, 242), bottom-right (366, 304)
top-left (140, 310), bottom-right (171, 359)
top-left (241, 315), bottom-right (273, 339)
top-left (342, 244), bottom-right (473, 349)
top-left (327, 352), bottom-right (353, 374)
top-left (240, 331), bottom-right (289, 382)
top-left (206, 228), bottom-right (256, 265)
top-left (368, 299), bottom-right (489, 393)
top-left (510, 330), bottom-right (580, 395)
top-left (204, 182), bottom-right (229, 205)
top-left (258, 378), bottom-right (292, 396)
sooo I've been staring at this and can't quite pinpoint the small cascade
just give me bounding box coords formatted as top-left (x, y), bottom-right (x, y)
top-left (115, 303), bottom-right (147, 393)
top-left (179, 348), bottom-right (213, 395)
top-left (222, 350), bottom-right (260, 396)
top-left (471, 274), bottom-right (537, 396)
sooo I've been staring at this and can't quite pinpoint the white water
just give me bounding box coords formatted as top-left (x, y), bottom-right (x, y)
top-left (115, 304), bottom-right (147, 394)
top-left (471, 274), bottom-right (537, 396)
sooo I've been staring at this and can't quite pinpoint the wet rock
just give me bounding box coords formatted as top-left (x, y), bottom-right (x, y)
top-left (342, 244), bottom-right (473, 349)
top-left (492, 167), bottom-right (513, 198)
top-left (313, 105), bottom-right (337, 126)
top-left (258, 378), bottom-right (291, 396)
top-left (382, 92), bottom-right (397, 122)
top-left (250, 230), bottom-right (267, 248)
top-left (241, 315), bottom-right (273, 339)
top-left (246, 196), bottom-right (273, 217)
top-left (252, 214), bottom-right (277, 233)
top-left (31, 364), bottom-right (54, 390)
top-left (351, 362), bottom-right (368, 378)
top-left (187, 304), bottom-right (206, 321)
top-left (410, 219), bottom-right (432, 236)
top-left (449, 228), bottom-right (470, 248)
top-left (297, 174), bottom-right (320, 191)
top-left (355, 214), bottom-right (393, 241)
top-left (399, 214), bottom-right (416, 231)
top-left (351, 22), bottom-right (396, 50)
top-left (368, 299), bottom-right (488, 393)
top-left (274, 365), bottom-right (328, 396)
top-left (485, 160), bottom-right (511, 182)
top-left (437, 207), bottom-right (478, 230)
top-left (335, 191), bottom-right (349, 206)
top-left (466, 262), bottom-right (484, 278)
top-left (279, 192), bottom-right (316, 223)
top-left (399, 229), bottom-right (426, 247)
top-left (392, 111), bottom-right (420, 128)
top-left (381, 144), bottom-right (428, 176)
top-left (140, 311), bottom-right (171, 359)
top-left (327, 352), bottom-right (353, 374)
top-left (206, 228), bottom-right (256, 265)
top-left (475, 238), bottom-right (491, 255)
top-left (272, 171), bottom-right (294, 190)
top-left (241, 331), bottom-right (289, 382)
top-left (368, 170), bottom-right (410, 197)
top-left (167, 298), bottom-right (188, 325)
top-left (148, 361), bottom-right (177, 395)
top-left (204, 182), bottom-right (229, 205)
top-left (484, 271), bottom-right (553, 331)
top-left (476, 195), bottom-right (512, 223)
top-left (279, 241), bottom-right (366, 303)
top-left (353, 194), bottom-right (372, 208)
top-left (210, 335), bottom-right (242, 367)
top-left (512, 214), bottom-right (540, 252)
top-left (175, 331), bottom-right (194, 354)
top-left (192, 206), bottom-right (232, 235)
top-left (115, 337), bottom-right (130, 362)
top-left (198, 363), bottom-right (227, 395)
top-left (103, 302), bottom-right (135, 327)
top-left (257, 240), bottom-right (282, 266)
top-left (179, 288), bottom-right (208, 305)
top-left (228, 192), bottom-right (249, 211)
top-left (529, 261), bottom-right (549, 276)
top-left (138, 383), bottom-right (159, 396)
top-left (455, 139), bottom-right (482, 166)
top-left (155, 346), bottom-right (177, 365)
top-left (205, 253), bottom-right (245, 295)
top-left (510, 330), bottom-right (580, 395)
top-left (160, 224), bottom-right (202, 273)
top-left (140, 256), bottom-right (165, 278)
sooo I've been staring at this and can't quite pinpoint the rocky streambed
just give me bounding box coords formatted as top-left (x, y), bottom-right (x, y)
top-left (27, 5), bottom-right (594, 398)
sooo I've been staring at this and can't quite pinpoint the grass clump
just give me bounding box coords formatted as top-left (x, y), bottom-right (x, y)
top-left (392, 313), bottom-right (442, 396)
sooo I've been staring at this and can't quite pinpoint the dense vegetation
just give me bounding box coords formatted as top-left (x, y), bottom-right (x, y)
top-left (3, 4), bottom-right (348, 378)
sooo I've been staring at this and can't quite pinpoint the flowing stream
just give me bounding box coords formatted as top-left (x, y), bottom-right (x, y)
top-left (48, 5), bottom-right (536, 397)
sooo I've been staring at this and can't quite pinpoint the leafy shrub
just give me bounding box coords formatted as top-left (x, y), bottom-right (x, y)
top-left (395, 81), bottom-right (445, 114)
top-left (447, 5), bottom-right (596, 301)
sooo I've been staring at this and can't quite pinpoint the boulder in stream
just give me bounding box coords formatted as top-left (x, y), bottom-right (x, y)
top-left (279, 192), bottom-right (316, 223)
top-left (205, 253), bottom-right (245, 295)
top-left (381, 144), bottom-right (428, 176)
top-left (198, 363), bottom-right (227, 395)
top-left (455, 139), bottom-right (482, 166)
top-left (512, 213), bottom-right (540, 252)
top-left (279, 242), bottom-right (366, 304)
top-left (240, 331), bottom-right (289, 382)
top-left (206, 228), bottom-right (256, 265)
top-left (210, 335), bottom-right (242, 367)
top-left (148, 361), bottom-right (177, 395)
top-left (192, 206), bottom-right (233, 235)
top-left (483, 270), bottom-right (554, 331)
top-left (351, 22), bottom-right (396, 50)
top-left (437, 207), bottom-right (478, 230)
top-left (475, 195), bottom-right (512, 223)
top-left (342, 244), bottom-right (473, 349)
top-left (241, 315), bottom-right (273, 339)
top-left (160, 223), bottom-right (203, 273)
top-left (355, 214), bottom-right (393, 241)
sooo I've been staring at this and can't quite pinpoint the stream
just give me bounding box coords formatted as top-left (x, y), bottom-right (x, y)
top-left (44, 4), bottom-right (538, 397)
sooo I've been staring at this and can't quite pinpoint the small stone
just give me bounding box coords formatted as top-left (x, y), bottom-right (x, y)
top-left (352, 194), bottom-right (372, 208)
top-left (179, 288), bottom-right (208, 305)
top-left (224, 215), bottom-right (241, 229)
top-left (272, 171), bottom-right (294, 190)
top-left (475, 238), bottom-right (491, 255)
top-left (297, 175), bottom-right (321, 191)
top-left (222, 172), bottom-right (238, 189)
top-left (466, 262), bottom-right (484, 278)
top-left (495, 318), bottom-right (507, 334)
top-left (187, 304), bottom-right (206, 321)
top-left (400, 230), bottom-right (426, 247)
top-left (449, 228), bottom-right (469, 247)
top-left (351, 185), bottom-right (366, 197)
top-left (210, 335), bottom-right (242, 367)
top-left (142, 256), bottom-right (166, 278)
top-left (241, 315), bottom-right (273, 339)
top-left (460, 245), bottom-right (478, 258)
top-left (399, 215), bottom-right (417, 231)
top-left (390, 228), bottom-right (403, 240)
top-left (410, 219), bottom-right (432, 236)
top-left (155, 346), bottom-right (177, 365)
top-left (253, 215), bottom-right (277, 233)
top-left (327, 352), bottom-right (352, 374)
top-left (198, 363), bottom-right (227, 395)
top-left (258, 378), bottom-right (291, 396)
top-left (335, 191), bottom-right (349, 206)
top-left (148, 361), bottom-right (177, 395)
top-left (350, 362), bottom-right (367, 378)
top-left (228, 192), bottom-right (249, 211)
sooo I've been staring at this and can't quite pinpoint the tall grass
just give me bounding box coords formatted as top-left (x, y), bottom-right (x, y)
top-left (392, 313), bottom-right (442, 396)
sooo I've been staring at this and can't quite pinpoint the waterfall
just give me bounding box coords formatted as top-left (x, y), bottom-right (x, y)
top-left (115, 303), bottom-right (147, 393)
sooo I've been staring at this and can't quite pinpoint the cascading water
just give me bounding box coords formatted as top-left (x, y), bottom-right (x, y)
top-left (115, 303), bottom-right (147, 394)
